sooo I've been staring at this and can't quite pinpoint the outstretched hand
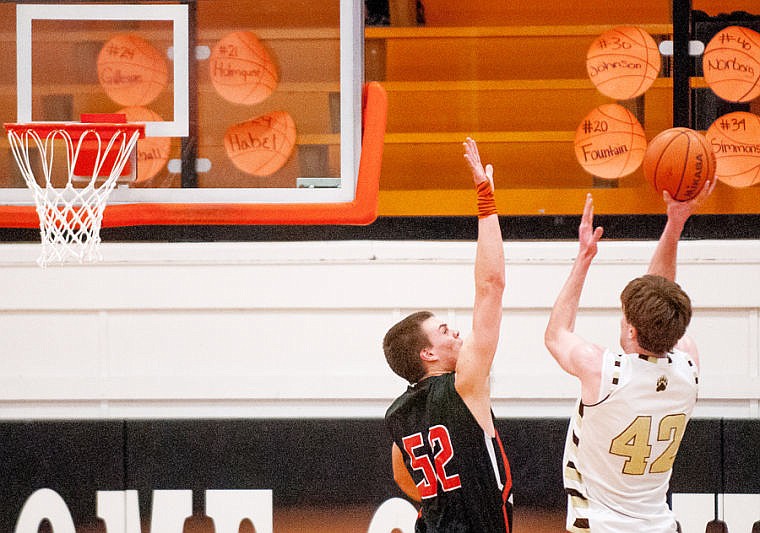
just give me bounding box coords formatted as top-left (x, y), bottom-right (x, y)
top-left (579, 193), bottom-right (604, 260)
top-left (663, 178), bottom-right (716, 227)
top-left (463, 137), bottom-right (494, 189)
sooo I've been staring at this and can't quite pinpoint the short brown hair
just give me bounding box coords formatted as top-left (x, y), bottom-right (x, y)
top-left (621, 274), bottom-right (692, 355)
top-left (383, 311), bottom-right (433, 383)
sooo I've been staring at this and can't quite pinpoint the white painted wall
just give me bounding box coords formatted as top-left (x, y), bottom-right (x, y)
top-left (0, 238), bottom-right (757, 420)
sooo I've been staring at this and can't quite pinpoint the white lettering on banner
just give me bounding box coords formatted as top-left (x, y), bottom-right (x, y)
top-left (15, 489), bottom-right (272, 533)
top-left (367, 498), bottom-right (417, 533)
top-left (15, 489), bottom-right (76, 533)
top-left (16, 491), bottom-right (757, 532)
top-left (97, 490), bottom-right (191, 533)
top-left (206, 490), bottom-right (273, 533)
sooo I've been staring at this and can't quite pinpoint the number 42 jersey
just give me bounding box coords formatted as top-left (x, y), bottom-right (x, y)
top-left (563, 349), bottom-right (699, 533)
top-left (385, 372), bottom-right (513, 532)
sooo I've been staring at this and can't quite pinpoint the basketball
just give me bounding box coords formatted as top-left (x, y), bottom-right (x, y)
top-left (117, 106), bottom-right (171, 184)
top-left (224, 111), bottom-right (297, 176)
top-left (643, 127), bottom-right (716, 201)
top-left (97, 34), bottom-right (169, 107)
top-left (209, 31), bottom-right (278, 106)
top-left (702, 26), bottom-right (760, 103)
top-left (586, 26), bottom-right (661, 100)
top-left (706, 111), bottom-right (760, 188)
top-left (574, 103), bottom-right (647, 179)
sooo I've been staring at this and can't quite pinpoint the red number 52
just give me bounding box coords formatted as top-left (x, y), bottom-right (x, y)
top-left (402, 425), bottom-right (462, 499)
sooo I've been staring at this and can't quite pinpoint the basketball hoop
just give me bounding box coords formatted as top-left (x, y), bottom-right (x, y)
top-left (4, 119), bottom-right (144, 266)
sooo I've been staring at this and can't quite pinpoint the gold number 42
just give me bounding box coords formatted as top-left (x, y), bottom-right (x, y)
top-left (609, 414), bottom-right (687, 475)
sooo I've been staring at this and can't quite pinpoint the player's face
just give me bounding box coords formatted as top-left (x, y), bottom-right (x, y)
top-left (422, 316), bottom-right (462, 369)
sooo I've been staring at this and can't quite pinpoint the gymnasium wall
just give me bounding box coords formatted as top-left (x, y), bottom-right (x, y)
top-left (0, 238), bottom-right (757, 420)
top-left (0, 238), bottom-right (758, 531)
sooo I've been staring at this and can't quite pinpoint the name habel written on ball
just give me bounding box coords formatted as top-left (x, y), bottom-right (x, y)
top-left (225, 130), bottom-right (282, 153)
top-left (579, 142), bottom-right (630, 161)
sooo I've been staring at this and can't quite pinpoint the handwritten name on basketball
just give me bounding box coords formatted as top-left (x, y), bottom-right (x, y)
top-left (226, 118), bottom-right (280, 153)
top-left (579, 142), bottom-right (630, 162)
top-left (705, 56), bottom-right (755, 77)
top-left (588, 59), bottom-right (643, 77)
top-left (99, 68), bottom-right (144, 86)
top-left (211, 60), bottom-right (264, 82)
top-left (711, 138), bottom-right (760, 154)
top-left (138, 146), bottom-right (169, 162)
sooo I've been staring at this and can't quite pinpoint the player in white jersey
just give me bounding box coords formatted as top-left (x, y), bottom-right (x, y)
top-left (544, 182), bottom-right (715, 533)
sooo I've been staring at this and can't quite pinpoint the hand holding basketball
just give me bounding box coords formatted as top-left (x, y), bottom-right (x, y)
top-left (662, 176), bottom-right (716, 225)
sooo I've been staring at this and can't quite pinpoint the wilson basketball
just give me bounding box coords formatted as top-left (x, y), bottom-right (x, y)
top-left (209, 31), bottom-right (278, 106)
top-left (97, 34), bottom-right (168, 107)
top-left (643, 128), bottom-right (716, 201)
top-left (117, 106), bottom-right (171, 184)
top-left (224, 111), bottom-right (296, 176)
top-left (586, 26), bottom-right (661, 100)
top-left (574, 103), bottom-right (647, 179)
top-left (703, 26), bottom-right (760, 103)
top-left (706, 111), bottom-right (760, 188)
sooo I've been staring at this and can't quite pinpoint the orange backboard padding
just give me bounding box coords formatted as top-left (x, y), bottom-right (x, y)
top-left (0, 82), bottom-right (386, 228)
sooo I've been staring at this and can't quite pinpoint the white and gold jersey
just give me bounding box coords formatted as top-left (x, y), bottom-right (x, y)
top-left (563, 349), bottom-right (699, 533)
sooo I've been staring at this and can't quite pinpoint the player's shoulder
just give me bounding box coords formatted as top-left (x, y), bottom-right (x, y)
top-left (572, 341), bottom-right (607, 376)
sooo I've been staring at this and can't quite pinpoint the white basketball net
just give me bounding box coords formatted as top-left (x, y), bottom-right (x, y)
top-left (6, 127), bottom-right (140, 267)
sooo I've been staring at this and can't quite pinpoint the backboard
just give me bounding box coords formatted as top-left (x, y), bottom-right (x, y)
top-left (0, 0), bottom-right (384, 227)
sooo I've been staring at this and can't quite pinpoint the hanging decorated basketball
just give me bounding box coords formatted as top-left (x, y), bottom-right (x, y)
top-left (97, 34), bottom-right (169, 107)
top-left (574, 103), bottom-right (647, 179)
top-left (209, 31), bottom-right (279, 105)
top-left (117, 106), bottom-right (171, 184)
top-left (224, 111), bottom-right (297, 176)
top-left (702, 26), bottom-right (760, 103)
top-left (586, 26), bottom-right (661, 100)
top-left (706, 111), bottom-right (760, 188)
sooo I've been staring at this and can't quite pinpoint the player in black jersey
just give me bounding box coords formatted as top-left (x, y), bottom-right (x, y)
top-left (383, 138), bottom-right (513, 533)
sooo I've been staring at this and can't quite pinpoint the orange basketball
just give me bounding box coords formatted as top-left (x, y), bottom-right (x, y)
top-left (703, 26), bottom-right (760, 103)
top-left (574, 103), bottom-right (647, 179)
top-left (209, 31), bottom-right (278, 106)
top-left (586, 26), bottom-right (661, 100)
top-left (706, 111), bottom-right (760, 188)
top-left (117, 107), bottom-right (171, 184)
top-left (97, 34), bottom-right (168, 107)
top-left (643, 128), bottom-right (716, 201)
top-left (224, 111), bottom-right (296, 176)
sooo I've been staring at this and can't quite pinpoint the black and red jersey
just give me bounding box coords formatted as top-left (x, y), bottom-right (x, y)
top-left (385, 372), bottom-right (513, 532)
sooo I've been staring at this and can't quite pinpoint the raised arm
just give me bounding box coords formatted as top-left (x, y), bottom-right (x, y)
top-left (648, 180), bottom-right (715, 280)
top-left (544, 194), bottom-right (605, 402)
top-left (455, 139), bottom-right (505, 418)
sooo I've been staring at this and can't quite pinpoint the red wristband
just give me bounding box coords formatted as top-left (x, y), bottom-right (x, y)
top-left (476, 180), bottom-right (497, 218)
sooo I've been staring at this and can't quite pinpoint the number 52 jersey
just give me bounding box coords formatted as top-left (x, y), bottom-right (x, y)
top-left (385, 372), bottom-right (513, 532)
